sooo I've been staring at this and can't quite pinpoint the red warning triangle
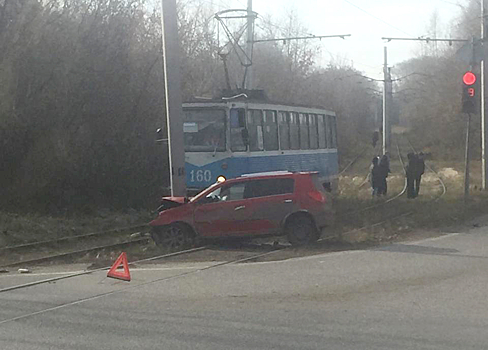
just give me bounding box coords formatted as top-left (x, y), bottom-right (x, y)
top-left (107, 252), bottom-right (131, 281)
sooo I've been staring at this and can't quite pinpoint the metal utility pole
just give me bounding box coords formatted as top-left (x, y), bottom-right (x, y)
top-left (482, 0), bottom-right (488, 189)
top-left (245, 0), bottom-right (254, 90)
top-left (161, 0), bottom-right (186, 196)
top-left (382, 46), bottom-right (391, 156)
top-left (465, 113), bottom-right (472, 203)
top-left (464, 38), bottom-right (478, 204)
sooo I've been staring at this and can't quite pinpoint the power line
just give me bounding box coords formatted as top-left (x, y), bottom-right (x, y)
top-left (253, 34), bottom-right (351, 44)
top-left (341, 0), bottom-right (413, 37)
top-left (436, 0), bottom-right (464, 8)
top-left (258, 17), bottom-right (287, 34)
top-left (382, 36), bottom-right (469, 44)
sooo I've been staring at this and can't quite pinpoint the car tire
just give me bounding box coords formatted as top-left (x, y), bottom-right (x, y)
top-left (286, 214), bottom-right (318, 246)
top-left (151, 223), bottom-right (194, 251)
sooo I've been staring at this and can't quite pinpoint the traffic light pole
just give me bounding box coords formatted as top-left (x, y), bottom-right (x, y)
top-left (464, 43), bottom-right (477, 204)
top-left (465, 112), bottom-right (472, 204)
top-left (161, 0), bottom-right (186, 197)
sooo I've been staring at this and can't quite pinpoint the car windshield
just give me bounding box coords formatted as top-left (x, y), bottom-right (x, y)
top-left (183, 109), bottom-right (226, 152)
top-left (189, 182), bottom-right (221, 202)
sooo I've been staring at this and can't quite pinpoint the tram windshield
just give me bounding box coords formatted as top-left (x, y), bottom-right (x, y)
top-left (183, 109), bottom-right (226, 152)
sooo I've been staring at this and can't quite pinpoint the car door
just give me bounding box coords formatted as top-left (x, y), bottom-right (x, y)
top-left (193, 181), bottom-right (248, 237)
top-left (238, 177), bottom-right (298, 236)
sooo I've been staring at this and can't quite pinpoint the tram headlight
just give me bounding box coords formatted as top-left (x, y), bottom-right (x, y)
top-left (217, 175), bottom-right (226, 183)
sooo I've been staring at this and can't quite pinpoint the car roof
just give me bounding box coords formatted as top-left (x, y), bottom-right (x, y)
top-left (231, 171), bottom-right (319, 182)
top-left (240, 171), bottom-right (292, 177)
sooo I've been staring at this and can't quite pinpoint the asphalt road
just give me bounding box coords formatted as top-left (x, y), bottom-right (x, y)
top-left (1, 226), bottom-right (488, 349)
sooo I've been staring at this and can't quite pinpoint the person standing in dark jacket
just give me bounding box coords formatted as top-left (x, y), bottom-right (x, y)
top-left (406, 153), bottom-right (417, 199)
top-left (414, 152), bottom-right (425, 197)
top-left (378, 154), bottom-right (390, 196)
top-left (371, 157), bottom-right (381, 197)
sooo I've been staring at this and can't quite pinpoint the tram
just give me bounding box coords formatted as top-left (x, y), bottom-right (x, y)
top-left (182, 93), bottom-right (338, 192)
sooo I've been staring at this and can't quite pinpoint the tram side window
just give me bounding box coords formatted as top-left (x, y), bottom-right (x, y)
top-left (230, 108), bottom-right (248, 152)
top-left (278, 111), bottom-right (290, 150)
top-left (247, 109), bottom-right (264, 151)
top-left (330, 115), bottom-right (338, 148)
top-left (263, 110), bottom-right (279, 151)
top-left (183, 109), bottom-right (226, 152)
top-left (326, 115), bottom-right (337, 149)
top-left (299, 113), bottom-right (309, 149)
top-left (318, 114), bottom-right (327, 149)
top-left (289, 112), bottom-right (300, 150)
top-left (309, 114), bottom-right (318, 149)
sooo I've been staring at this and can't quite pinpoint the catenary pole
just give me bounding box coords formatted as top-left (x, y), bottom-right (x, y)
top-left (246, 0), bottom-right (254, 89)
top-left (161, 0), bottom-right (186, 196)
top-left (383, 46), bottom-right (389, 156)
top-left (482, 0), bottom-right (487, 189)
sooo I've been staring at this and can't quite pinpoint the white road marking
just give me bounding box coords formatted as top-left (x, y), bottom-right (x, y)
top-left (0, 265), bottom-right (211, 278)
top-left (403, 232), bottom-right (460, 245)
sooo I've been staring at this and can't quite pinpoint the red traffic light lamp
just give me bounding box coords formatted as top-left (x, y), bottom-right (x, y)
top-left (463, 71), bottom-right (477, 86)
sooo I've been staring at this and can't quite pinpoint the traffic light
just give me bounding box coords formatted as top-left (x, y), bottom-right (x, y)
top-left (462, 71), bottom-right (477, 114)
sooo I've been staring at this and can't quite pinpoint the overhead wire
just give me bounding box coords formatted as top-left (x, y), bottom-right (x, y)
top-left (341, 0), bottom-right (414, 37)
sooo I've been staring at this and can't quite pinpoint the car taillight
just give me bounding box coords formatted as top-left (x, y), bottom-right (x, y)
top-left (308, 190), bottom-right (326, 203)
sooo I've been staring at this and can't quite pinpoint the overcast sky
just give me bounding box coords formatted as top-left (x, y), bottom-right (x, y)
top-left (211, 0), bottom-right (466, 79)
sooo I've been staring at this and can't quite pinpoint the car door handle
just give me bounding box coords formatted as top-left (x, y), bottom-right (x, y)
top-left (234, 205), bottom-right (246, 211)
top-left (283, 199), bottom-right (293, 203)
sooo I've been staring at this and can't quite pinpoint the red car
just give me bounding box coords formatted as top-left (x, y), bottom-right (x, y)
top-left (149, 171), bottom-right (334, 249)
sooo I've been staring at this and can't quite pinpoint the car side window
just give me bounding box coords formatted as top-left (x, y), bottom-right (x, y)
top-left (244, 178), bottom-right (295, 199)
top-left (200, 183), bottom-right (246, 203)
top-left (220, 183), bottom-right (246, 201)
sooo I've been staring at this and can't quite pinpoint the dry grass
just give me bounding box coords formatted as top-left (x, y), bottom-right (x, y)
top-left (0, 210), bottom-right (153, 248)
top-left (333, 159), bottom-right (488, 244)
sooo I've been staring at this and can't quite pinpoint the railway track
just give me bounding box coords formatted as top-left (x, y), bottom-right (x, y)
top-left (0, 224), bottom-right (148, 252)
top-left (0, 225), bottom-right (150, 269)
top-left (338, 148), bottom-right (368, 175)
top-left (0, 222), bottom-right (288, 272)
top-left (0, 243), bottom-right (285, 294)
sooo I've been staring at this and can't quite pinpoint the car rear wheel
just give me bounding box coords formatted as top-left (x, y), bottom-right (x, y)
top-left (286, 215), bottom-right (318, 246)
top-left (151, 223), bottom-right (194, 251)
